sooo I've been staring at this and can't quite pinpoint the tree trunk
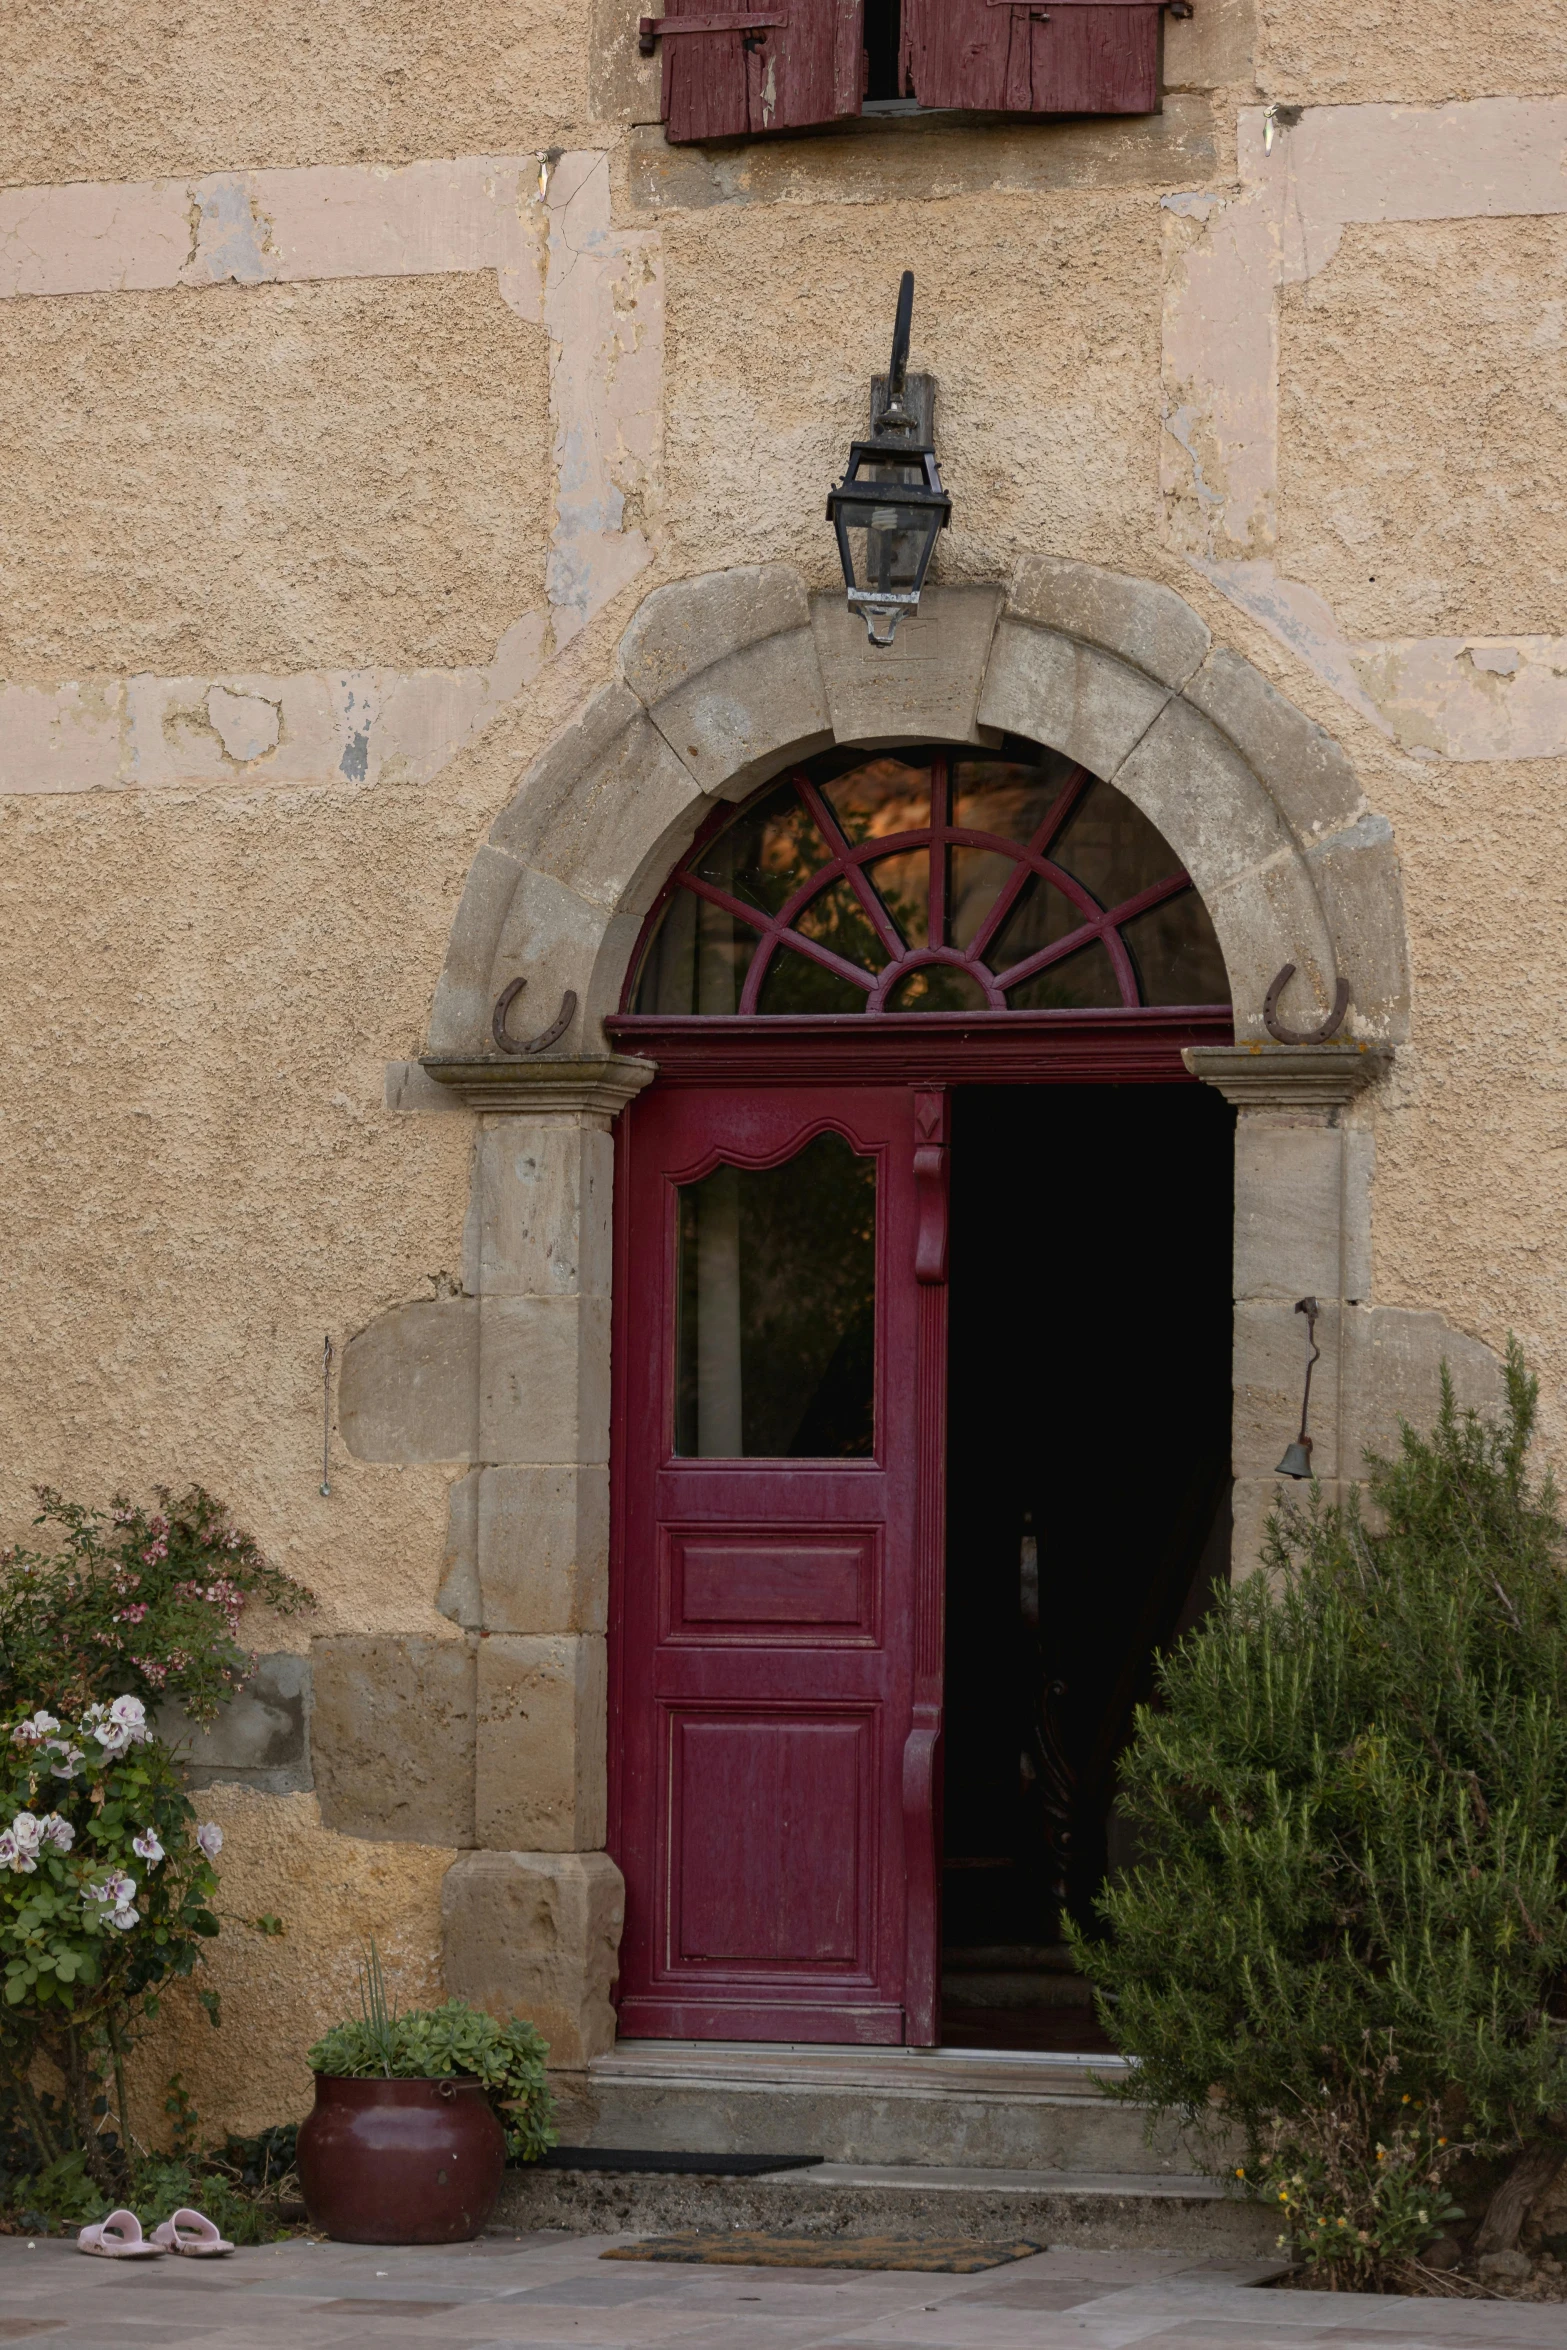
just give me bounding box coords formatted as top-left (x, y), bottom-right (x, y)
top-left (1473, 2141), bottom-right (1567, 2254)
top-left (58, 2026), bottom-right (122, 2198)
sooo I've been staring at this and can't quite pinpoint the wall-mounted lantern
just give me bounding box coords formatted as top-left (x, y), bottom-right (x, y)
top-left (1275, 1296), bottom-right (1321, 1479)
top-left (827, 271), bottom-right (951, 649)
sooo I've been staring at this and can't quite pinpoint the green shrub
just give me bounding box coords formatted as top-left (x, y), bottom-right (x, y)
top-left (309, 1949), bottom-right (555, 2164)
top-left (1074, 1343), bottom-right (1567, 2284)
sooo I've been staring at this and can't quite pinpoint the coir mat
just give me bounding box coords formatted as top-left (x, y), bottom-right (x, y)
top-left (603, 2231), bottom-right (1043, 2273)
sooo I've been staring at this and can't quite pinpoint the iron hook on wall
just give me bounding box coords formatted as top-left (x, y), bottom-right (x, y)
top-left (1275, 1296), bottom-right (1321, 1479)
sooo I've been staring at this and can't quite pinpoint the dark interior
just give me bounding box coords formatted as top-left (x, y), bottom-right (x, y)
top-left (940, 1082), bottom-right (1236, 2051)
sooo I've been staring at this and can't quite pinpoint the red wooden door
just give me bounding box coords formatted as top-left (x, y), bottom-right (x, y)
top-left (610, 1083), bottom-right (948, 2045)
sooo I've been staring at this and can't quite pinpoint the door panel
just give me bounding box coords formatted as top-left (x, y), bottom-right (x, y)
top-left (612, 1084), bottom-right (946, 2044)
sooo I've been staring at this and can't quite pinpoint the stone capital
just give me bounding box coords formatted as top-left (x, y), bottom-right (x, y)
top-left (1183, 1043), bottom-right (1393, 1111)
top-left (419, 1053), bottom-right (656, 1120)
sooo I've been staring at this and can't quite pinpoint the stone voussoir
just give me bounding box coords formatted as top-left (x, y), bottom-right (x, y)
top-left (1185, 645), bottom-right (1367, 843)
top-left (1006, 554), bottom-right (1213, 691)
top-left (977, 618), bottom-right (1171, 778)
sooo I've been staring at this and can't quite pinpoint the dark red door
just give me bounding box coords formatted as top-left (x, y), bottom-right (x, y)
top-left (610, 1083), bottom-right (948, 2045)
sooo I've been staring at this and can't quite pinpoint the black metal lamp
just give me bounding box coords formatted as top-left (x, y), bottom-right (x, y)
top-left (1275, 1296), bottom-right (1321, 1479)
top-left (827, 271), bottom-right (951, 649)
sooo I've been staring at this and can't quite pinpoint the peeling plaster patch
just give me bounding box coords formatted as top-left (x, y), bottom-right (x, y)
top-left (207, 686), bottom-right (281, 762)
top-left (184, 175), bottom-right (274, 285)
top-left (1350, 637), bottom-right (1567, 761)
top-left (1163, 97), bottom-right (1567, 760)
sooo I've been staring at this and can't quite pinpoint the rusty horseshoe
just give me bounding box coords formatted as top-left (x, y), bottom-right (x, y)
top-left (1263, 964), bottom-right (1351, 1046)
top-left (491, 978), bottom-right (578, 1057)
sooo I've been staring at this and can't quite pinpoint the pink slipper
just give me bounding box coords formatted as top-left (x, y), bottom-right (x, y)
top-left (149, 2206), bottom-right (234, 2257)
top-left (77, 2210), bottom-right (165, 2258)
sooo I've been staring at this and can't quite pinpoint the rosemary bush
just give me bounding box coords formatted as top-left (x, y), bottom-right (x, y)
top-left (1075, 1345), bottom-right (1567, 2285)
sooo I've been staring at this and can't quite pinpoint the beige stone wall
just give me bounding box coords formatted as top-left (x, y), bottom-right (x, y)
top-left (3, 0), bottom-right (1565, 2133)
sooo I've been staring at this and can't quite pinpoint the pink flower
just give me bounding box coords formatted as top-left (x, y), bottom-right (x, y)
top-left (196, 1823), bottom-right (223, 1861)
top-left (131, 1828), bottom-right (164, 1864)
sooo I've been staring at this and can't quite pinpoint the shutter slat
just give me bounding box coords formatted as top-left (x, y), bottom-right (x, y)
top-left (904, 0), bottom-right (1161, 115)
top-left (663, 0), bottom-right (863, 142)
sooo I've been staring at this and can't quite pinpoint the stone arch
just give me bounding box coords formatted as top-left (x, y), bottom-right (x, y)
top-left (427, 558), bottom-right (1410, 1056)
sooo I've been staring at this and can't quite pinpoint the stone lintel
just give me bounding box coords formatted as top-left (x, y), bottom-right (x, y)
top-left (419, 1054), bottom-right (656, 1120)
top-left (1184, 1043), bottom-right (1393, 1110)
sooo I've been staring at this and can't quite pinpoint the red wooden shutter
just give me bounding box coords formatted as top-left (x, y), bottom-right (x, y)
top-left (659, 0), bottom-right (864, 143)
top-left (901, 0), bottom-right (1160, 116)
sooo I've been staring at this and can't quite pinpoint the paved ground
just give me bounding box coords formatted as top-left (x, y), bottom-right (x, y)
top-left (1, 2231), bottom-right (1564, 2350)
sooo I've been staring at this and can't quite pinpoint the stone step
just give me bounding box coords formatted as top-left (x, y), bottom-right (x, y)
top-left (558, 2040), bottom-right (1207, 2176)
top-left (495, 2158), bottom-right (1274, 2257)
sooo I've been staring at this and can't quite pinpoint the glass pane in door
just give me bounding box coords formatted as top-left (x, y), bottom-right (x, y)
top-left (675, 1132), bottom-right (877, 1459)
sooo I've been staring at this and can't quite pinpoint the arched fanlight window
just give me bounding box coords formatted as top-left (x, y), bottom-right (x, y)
top-left (631, 744), bottom-right (1229, 1016)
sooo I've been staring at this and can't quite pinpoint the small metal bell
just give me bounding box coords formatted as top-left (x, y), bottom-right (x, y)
top-left (1274, 1436), bottom-right (1314, 1480)
top-left (1275, 1297), bottom-right (1321, 1480)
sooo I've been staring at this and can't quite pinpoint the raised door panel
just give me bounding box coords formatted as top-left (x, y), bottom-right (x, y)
top-left (665, 1527), bottom-right (880, 1643)
top-left (671, 1711), bottom-right (871, 1966)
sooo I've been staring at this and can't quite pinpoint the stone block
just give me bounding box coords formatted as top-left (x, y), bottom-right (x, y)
top-left (463, 1124), bottom-right (614, 1302)
top-left (436, 1469), bottom-right (483, 1630)
top-left (478, 1465), bottom-right (610, 1635)
top-left (978, 620), bottom-right (1171, 778)
top-left (1233, 1119), bottom-right (1359, 1304)
top-left (159, 1653), bottom-right (311, 1795)
top-left (1229, 1475), bottom-right (1284, 1586)
top-left (1302, 815), bottom-right (1411, 1042)
top-left (810, 585), bottom-right (1001, 746)
top-left (427, 844), bottom-right (527, 1055)
top-left (646, 628), bottom-right (834, 800)
top-left (490, 687), bottom-right (704, 912)
top-left (312, 1636), bottom-right (476, 1847)
top-left (443, 1850), bottom-right (624, 2068)
top-left (619, 564), bottom-right (812, 707)
top-left (1005, 557), bottom-right (1211, 690)
top-left (1186, 647), bottom-right (1364, 843)
top-left (479, 1295), bottom-right (612, 1468)
top-left (485, 865), bottom-right (616, 1056)
top-left (1233, 1298), bottom-right (1343, 1481)
top-left (1204, 853), bottom-right (1339, 1042)
top-left (1341, 1307), bottom-right (1504, 1480)
top-left (1164, 0), bottom-right (1256, 91)
top-left (1111, 694), bottom-right (1295, 901)
top-left (339, 1299), bottom-right (478, 1466)
top-left (475, 1635), bottom-right (608, 1852)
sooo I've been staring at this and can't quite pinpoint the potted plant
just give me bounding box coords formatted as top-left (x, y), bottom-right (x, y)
top-left (298, 1946), bottom-right (555, 2244)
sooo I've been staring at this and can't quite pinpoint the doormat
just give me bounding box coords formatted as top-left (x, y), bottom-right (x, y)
top-left (603, 2230), bottom-right (1043, 2272)
top-left (539, 2149), bottom-right (824, 2177)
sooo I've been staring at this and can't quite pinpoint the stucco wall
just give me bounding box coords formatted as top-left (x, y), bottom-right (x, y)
top-left (4, 0), bottom-right (1566, 2133)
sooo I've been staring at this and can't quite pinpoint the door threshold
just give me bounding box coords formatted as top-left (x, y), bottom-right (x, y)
top-left (595, 2037), bottom-right (1132, 2081)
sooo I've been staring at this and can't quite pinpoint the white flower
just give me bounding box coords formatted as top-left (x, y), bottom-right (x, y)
top-left (10, 1710), bottom-right (59, 1747)
top-left (39, 1814), bottom-right (74, 1853)
top-left (131, 1828), bottom-right (164, 1865)
top-left (10, 1814), bottom-right (43, 1856)
top-left (86, 1870), bottom-right (136, 1908)
top-left (92, 1719), bottom-right (131, 1755)
top-left (108, 1695), bottom-right (146, 1732)
top-left (43, 1739), bottom-right (83, 1779)
top-left (0, 1832), bottom-right (18, 1870)
top-left (108, 1905), bottom-right (138, 1931)
top-left (196, 1823), bottom-right (223, 1861)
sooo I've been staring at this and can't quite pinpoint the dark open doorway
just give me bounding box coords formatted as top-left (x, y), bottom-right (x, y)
top-left (940, 1082), bottom-right (1236, 2051)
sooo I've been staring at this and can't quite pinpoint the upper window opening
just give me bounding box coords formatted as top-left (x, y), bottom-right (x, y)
top-left (629, 743), bottom-right (1230, 1017)
top-left (648, 1), bottom-right (1173, 146)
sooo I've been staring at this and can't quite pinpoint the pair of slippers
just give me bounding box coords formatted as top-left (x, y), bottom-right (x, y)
top-left (77, 2207), bottom-right (234, 2259)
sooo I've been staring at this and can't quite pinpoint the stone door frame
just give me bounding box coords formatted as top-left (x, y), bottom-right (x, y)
top-left (334, 557), bottom-right (1500, 2076)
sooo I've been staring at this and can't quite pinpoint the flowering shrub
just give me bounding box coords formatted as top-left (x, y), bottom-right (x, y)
top-left (0, 1689), bottom-right (226, 2187)
top-left (0, 1486), bottom-right (313, 2197)
top-left (0, 1485), bottom-right (314, 1726)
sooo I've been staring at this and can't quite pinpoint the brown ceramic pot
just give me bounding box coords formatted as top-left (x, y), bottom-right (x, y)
top-left (296, 2075), bottom-right (506, 2243)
